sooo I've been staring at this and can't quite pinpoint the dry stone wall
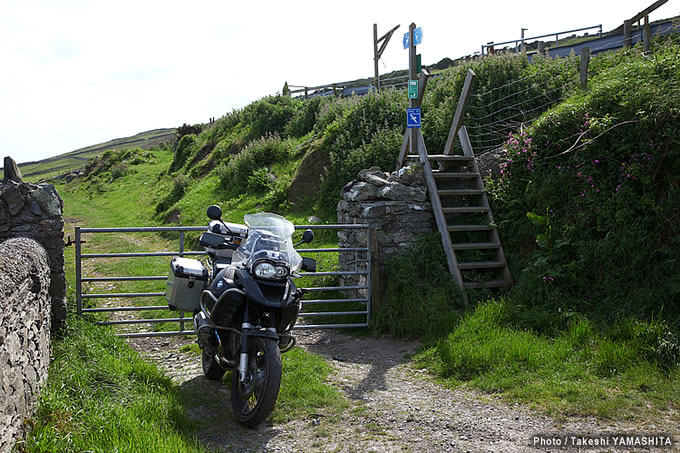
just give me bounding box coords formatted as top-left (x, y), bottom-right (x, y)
top-left (0, 238), bottom-right (52, 453)
top-left (337, 166), bottom-right (435, 301)
top-left (0, 158), bottom-right (65, 452)
top-left (0, 175), bottom-right (65, 332)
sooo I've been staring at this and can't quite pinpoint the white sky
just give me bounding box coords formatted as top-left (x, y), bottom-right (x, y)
top-left (1, 0), bottom-right (677, 164)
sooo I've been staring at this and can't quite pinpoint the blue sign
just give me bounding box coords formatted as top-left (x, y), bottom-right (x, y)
top-left (406, 108), bottom-right (421, 128)
top-left (403, 27), bottom-right (423, 49)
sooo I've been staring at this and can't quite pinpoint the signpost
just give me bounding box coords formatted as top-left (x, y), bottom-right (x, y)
top-left (407, 108), bottom-right (421, 128)
top-left (408, 80), bottom-right (418, 99)
top-left (405, 23), bottom-right (422, 154)
top-left (403, 26), bottom-right (423, 49)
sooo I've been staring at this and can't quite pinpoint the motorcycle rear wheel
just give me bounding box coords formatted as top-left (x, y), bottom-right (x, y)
top-left (202, 349), bottom-right (227, 380)
top-left (231, 336), bottom-right (282, 428)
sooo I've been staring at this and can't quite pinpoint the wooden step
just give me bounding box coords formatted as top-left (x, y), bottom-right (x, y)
top-left (406, 154), bottom-right (473, 162)
top-left (452, 242), bottom-right (499, 250)
top-left (458, 260), bottom-right (506, 270)
top-left (447, 225), bottom-right (495, 232)
top-left (433, 172), bottom-right (479, 178)
top-left (442, 207), bottom-right (489, 214)
top-left (438, 189), bottom-right (485, 196)
top-left (463, 279), bottom-right (510, 289)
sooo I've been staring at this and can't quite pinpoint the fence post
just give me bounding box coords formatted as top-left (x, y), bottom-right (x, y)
top-left (537, 41), bottom-right (546, 55)
top-left (624, 20), bottom-right (633, 48)
top-left (580, 47), bottom-right (591, 89)
top-left (643, 16), bottom-right (651, 52)
top-left (75, 226), bottom-right (82, 316)
top-left (368, 227), bottom-right (380, 323)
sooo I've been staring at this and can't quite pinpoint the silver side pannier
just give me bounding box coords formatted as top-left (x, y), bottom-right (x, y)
top-left (165, 257), bottom-right (208, 312)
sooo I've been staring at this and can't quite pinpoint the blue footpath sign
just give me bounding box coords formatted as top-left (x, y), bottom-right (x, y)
top-left (406, 108), bottom-right (421, 128)
top-left (402, 27), bottom-right (423, 49)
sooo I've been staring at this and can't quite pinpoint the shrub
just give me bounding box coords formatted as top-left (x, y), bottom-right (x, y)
top-left (373, 233), bottom-right (464, 340)
top-left (217, 135), bottom-right (290, 194)
top-left (285, 96), bottom-right (324, 137)
top-left (170, 134), bottom-right (197, 172)
top-left (241, 95), bottom-right (299, 139)
top-left (494, 42), bottom-right (680, 323)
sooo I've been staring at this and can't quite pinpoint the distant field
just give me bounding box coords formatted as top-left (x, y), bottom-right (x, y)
top-left (15, 128), bottom-right (176, 181)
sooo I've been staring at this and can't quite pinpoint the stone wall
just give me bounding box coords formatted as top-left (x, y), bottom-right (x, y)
top-left (1, 159), bottom-right (66, 332)
top-left (337, 166), bottom-right (435, 302)
top-left (0, 237), bottom-right (52, 453)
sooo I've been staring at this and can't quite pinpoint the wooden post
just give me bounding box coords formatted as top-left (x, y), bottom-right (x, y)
top-left (537, 41), bottom-right (546, 55)
top-left (643, 16), bottom-right (651, 52)
top-left (408, 23), bottom-right (417, 158)
top-left (396, 130), bottom-right (410, 169)
top-left (442, 69), bottom-right (476, 156)
top-left (580, 47), bottom-right (591, 89)
top-left (624, 20), bottom-right (633, 48)
top-left (373, 24), bottom-right (380, 92)
top-left (304, 87), bottom-right (308, 100)
top-left (415, 69), bottom-right (429, 108)
top-left (373, 23), bottom-right (400, 94)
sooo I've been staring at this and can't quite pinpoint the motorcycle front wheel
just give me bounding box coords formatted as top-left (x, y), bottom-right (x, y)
top-left (231, 336), bottom-right (282, 428)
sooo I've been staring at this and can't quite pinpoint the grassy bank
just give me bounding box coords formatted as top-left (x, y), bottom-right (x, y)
top-left (417, 300), bottom-right (680, 419)
top-left (17, 318), bottom-right (206, 453)
top-left (20, 146), bottom-right (347, 449)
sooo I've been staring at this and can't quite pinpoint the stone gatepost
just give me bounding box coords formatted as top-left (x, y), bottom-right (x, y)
top-left (337, 166), bottom-right (435, 312)
top-left (1, 157), bottom-right (66, 332)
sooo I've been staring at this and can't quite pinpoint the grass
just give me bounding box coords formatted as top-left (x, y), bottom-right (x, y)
top-left (415, 299), bottom-right (680, 420)
top-left (23, 144), bottom-right (353, 450)
top-left (17, 317), bottom-right (206, 453)
top-left (19, 128), bottom-right (175, 181)
top-left (273, 348), bottom-right (348, 422)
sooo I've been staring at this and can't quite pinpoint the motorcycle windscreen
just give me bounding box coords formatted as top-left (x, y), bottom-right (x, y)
top-left (235, 213), bottom-right (303, 272)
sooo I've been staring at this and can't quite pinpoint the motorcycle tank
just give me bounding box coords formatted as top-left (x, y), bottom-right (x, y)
top-left (207, 267), bottom-right (245, 325)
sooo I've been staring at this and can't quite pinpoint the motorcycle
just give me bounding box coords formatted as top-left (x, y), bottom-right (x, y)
top-left (165, 205), bottom-right (316, 427)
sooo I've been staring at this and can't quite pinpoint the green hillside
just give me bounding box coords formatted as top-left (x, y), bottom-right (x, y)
top-left (16, 127), bottom-right (176, 181)
top-left (34, 35), bottom-right (680, 439)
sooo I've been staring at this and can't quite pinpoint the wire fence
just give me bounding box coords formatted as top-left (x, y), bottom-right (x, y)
top-left (463, 61), bottom-right (579, 155)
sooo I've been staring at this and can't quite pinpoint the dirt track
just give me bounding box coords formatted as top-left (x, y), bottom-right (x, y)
top-left (132, 330), bottom-right (679, 453)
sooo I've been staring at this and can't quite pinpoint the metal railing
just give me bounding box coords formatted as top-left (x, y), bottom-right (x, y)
top-left (481, 24), bottom-right (603, 55)
top-left (75, 224), bottom-right (373, 337)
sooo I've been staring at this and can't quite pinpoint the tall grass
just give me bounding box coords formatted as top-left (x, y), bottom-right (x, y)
top-left (417, 299), bottom-right (680, 419)
top-left (18, 318), bottom-right (206, 453)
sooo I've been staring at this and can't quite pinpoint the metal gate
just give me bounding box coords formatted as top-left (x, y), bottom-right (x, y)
top-left (75, 224), bottom-right (373, 337)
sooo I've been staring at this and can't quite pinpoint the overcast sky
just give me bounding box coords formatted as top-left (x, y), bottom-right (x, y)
top-left (1, 0), bottom-right (677, 164)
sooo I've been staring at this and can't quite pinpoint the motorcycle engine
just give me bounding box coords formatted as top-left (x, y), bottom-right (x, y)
top-left (193, 311), bottom-right (214, 349)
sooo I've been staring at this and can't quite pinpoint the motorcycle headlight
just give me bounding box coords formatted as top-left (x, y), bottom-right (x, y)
top-left (253, 260), bottom-right (289, 280)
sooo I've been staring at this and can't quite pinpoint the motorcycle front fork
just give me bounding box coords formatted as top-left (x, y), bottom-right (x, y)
top-left (238, 306), bottom-right (277, 383)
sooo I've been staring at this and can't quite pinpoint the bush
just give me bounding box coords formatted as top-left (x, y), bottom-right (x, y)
top-left (241, 95), bottom-right (299, 139)
top-left (285, 96), bottom-right (324, 137)
top-left (373, 233), bottom-right (464, 340)
top-left (170, 134), bottom-right (197, 172)
top-left (217, 135), bottom-right (290, 194)
top-left (494, 42), bottom-right (680, 323)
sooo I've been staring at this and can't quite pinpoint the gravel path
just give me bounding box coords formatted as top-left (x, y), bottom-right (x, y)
top-left (131, 330), bottom-right (679, 453)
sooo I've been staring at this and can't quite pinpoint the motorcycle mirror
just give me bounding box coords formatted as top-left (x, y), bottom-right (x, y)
top-left (301, 229), bottom-right (314, 244)
top-left (206, 205), bottom-right (223, 220)
top-left (294, 229), bottom-right (314, 247)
